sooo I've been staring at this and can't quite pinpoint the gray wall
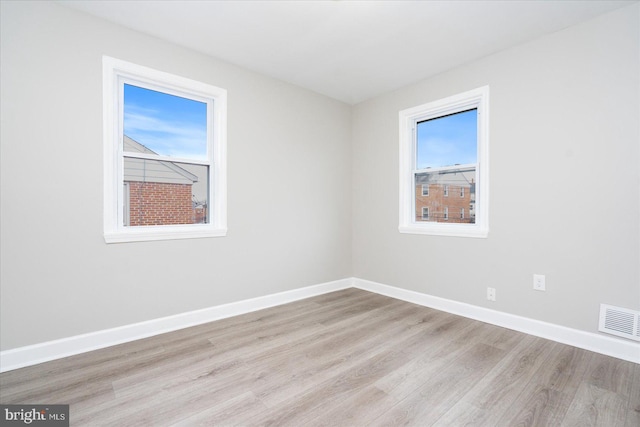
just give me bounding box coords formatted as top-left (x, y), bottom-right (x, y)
top-left (1, 1), bottom-right (638, 352)
top-left (0, 1), bottom-right (352, 350)
top-left (352, 4), bottom-right (639, 333)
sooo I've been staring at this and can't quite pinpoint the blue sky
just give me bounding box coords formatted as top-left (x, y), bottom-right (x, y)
top-left (416, 109), bottom-right (477, 169)
top-left (124, 84), bottom-right (207, 160)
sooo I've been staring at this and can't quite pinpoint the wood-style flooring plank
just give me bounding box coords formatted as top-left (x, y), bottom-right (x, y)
top-left (370, 343), bottom-right (507, 426)
top-left (1, 288), bottom-right (637, 427)
top-left (495, 342), bottom-right (593, 426)
top-left (561, 350), bottom-right (637, 427)
top-left (374, 320), bottom-right (507, 400)
top-left (247, 349), bottom-right (408, 427)
top-left (625, 362), bottom-right (640, 427)
top-left (309, 385), bottom-right (400, 427)
top-left (74, 291), bottom-right (403, 425)
top-left (247, 302), bottom-right (439, 409)
top-left (168, 391), bottom-right (268, 427)
top-left (562, 382), bottom-right (628, 427)
top-left (432, 335), bottom-right (556, 426)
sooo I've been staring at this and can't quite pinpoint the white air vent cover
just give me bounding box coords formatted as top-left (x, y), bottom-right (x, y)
top-left (599, 304), bottom-right (640, 342)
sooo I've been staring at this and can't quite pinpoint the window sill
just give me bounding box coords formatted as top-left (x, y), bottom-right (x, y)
top-left (104, 226), bottom-right (227, 243)
top-left (398, 224), bottom-right (488, 238)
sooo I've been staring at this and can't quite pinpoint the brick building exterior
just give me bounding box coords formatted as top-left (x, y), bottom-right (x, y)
top-left (126, 182), bottom-right (195, 226)
top-left (415, 166), bottom-right (475, 224)
top-left (123, 136), bottom-right (207, 227)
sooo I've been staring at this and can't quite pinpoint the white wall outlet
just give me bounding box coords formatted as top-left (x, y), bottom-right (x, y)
top-left (487, 287), bottom-right (496, 301)
top-left (533, 274), bottom-right (546, 291)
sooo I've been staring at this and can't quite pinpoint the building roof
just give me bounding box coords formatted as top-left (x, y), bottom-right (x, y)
top-left (415, 165), bottom-right (475, 188)
top-left (123, 136), bottom-right (198, 185)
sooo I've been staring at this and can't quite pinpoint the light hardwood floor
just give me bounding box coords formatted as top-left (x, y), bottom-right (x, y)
top-left (1, 289), bottom-right (639, 426)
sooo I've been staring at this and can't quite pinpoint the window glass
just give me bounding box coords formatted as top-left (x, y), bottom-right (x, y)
top-left (398, 86), bottom-right (488, 237)
top-left (124, 84), bottom-right (208, 160)
top-left (416, 109), bottom-right (477, 169)
top-left (123, 158), bottom-right (209, 226)
top-left (122, 83), bottom-right (209, 227)
top-left (122, 84), bottom-right (210, 227)
top-left (415, 110), bottom-right (477, 224)
top-left (103, 56), bottom-right (227, 243)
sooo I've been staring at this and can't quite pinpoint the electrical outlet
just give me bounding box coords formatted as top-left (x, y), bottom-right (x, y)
top-left (487, 287), bottom-right (496, 301)
top-left (533, 274), bottom-right (545, 291)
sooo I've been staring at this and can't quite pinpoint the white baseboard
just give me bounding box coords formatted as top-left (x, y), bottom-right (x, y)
top-left (353, 278), bottom-right (640, 364)
top-left (0, 278), bottom-right (352, 373)
top-left (2, 277), bottom-right (637, 372)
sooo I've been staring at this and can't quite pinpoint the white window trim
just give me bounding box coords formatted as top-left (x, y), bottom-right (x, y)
top-left (103, 56), bottom-right (227, 243)
top-left (398, 86), bottom-right (489, 238)
top-left (421, 184), bottom-right (429, 196)
top-left (422, 207), bottom-right (429, 220)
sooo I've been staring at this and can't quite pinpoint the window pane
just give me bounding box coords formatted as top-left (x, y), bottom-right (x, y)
top-left (123, 84), bottom-right (207, 160)
top-left (399, 86), bottom-right (488, 237)
top-left (415, 167), bottom-right (475, 223)
top-left (123, 158), bottom-right (209, 226)
top-left (416, 109), bottom-right (477, 169)
top-left (415, 108), bottom-right (477, 224)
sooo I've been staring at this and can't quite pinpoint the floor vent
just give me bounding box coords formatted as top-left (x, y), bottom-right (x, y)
top-left (599, 304), bottom-right (640, 342)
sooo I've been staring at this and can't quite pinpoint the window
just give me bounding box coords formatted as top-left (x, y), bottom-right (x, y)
top-left (399, 86), bottom-right (489, 237)
top-left (422, 207), bottom-right (429, 220)
top-left (422, 184), bottom-right (429, 196)
top-left (103, 56), bottom-right (227, 243)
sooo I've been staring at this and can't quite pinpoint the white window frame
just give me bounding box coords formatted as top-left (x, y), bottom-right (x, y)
top-left (444, 206), bottom-right (449, 221)
top-left (422, 184), bottom-right (429, 196)
top-left (422, 207), bottom-right (429, 220)
top-left (103, 56), bottom-right (227, 243)
top-left (399, 86), bottom-right (489, 238)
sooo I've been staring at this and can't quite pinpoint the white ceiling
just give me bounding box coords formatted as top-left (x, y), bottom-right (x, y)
top-left (60, 0), bottom-right (636, 104)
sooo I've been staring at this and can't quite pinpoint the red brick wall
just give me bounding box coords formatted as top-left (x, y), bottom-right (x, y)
top-left (415, 183), bottom-right (473, 224)
top-left (194, 205), bottom-right (207, 224)
top-left (127, 181), bottom-right (194, 226)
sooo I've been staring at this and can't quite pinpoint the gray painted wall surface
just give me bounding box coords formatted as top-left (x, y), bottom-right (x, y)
top-left (352, 4), bottom-right (639, 333)
top-left (0, 1), bottom-right (352, 350)
top-left (1, 1), bottom-right (638, 352)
